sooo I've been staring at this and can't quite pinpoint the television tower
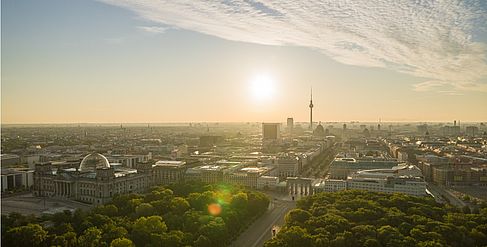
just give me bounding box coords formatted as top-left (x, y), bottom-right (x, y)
top-left (309, 87), bottom-right (314, 130)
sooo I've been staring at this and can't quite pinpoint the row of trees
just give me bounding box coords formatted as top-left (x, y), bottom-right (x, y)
top-left (2, 181), bottom-right (269, 246)
top-left (265, 190), bottom-right (487, 247)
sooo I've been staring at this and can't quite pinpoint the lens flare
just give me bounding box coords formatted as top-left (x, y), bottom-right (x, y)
top-left (208, 203), bottom-right (222, 216)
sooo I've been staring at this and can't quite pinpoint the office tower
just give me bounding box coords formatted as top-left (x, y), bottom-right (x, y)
top-left (287, 118), bottom-right (294, 132)
top-left (262, 123), bottom-right (280, 140)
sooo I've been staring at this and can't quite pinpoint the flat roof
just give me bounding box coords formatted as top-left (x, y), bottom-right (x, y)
top-left (154, 160), bottom-right (186, 167)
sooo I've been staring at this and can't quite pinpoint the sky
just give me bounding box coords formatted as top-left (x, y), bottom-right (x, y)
top-left (2, 0), bottom-right (487, 124)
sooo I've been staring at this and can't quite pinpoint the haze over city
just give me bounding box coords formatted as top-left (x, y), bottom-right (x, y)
top-left (2, 0), bottom-right (487, 124)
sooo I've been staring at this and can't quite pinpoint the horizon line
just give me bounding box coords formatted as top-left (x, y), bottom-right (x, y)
top-left (2, 120), bottom-right (486, 126)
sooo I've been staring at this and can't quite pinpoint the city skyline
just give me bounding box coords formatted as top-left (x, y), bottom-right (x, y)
top-left (2, 0), bottom-right (487, 124)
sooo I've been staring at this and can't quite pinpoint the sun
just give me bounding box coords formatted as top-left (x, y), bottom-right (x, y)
top-left (249, 74), bottom-right (276, 101)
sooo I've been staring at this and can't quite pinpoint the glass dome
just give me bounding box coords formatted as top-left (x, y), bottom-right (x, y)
top-left (79, 153), bottom-right (110, 172)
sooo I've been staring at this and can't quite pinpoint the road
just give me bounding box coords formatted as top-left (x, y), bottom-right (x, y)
top-left (301, 147), bottom-right (337, 178)
top-left (427, 184), bottom-right (466, 208)
top-left (231, 194), bottom-right (296, 247)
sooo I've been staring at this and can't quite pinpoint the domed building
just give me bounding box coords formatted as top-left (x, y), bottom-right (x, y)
top-left (33, 152), bottom-right (155, 205)
top-left (313, 122), bottom-right (325, 137)
top-left (79, 153), bottom-right (111, 172)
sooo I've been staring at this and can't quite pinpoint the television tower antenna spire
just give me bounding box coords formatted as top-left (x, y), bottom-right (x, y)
top-left (309, 87), bottom-right (314, 130)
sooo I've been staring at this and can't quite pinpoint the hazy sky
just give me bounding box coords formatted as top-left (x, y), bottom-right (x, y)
top-left (2, 0), bottom-right (487, 124)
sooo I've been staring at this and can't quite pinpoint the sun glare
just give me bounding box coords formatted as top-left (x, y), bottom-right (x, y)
top-left (249, 74), bottom-right (276, 101)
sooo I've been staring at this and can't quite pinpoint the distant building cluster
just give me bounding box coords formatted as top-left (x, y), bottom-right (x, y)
top-left (417, 156), bottom-right (487, 186)
top-left (31, 144), bottom-right (329, 205)
top-left (3, 94), bottom-right (487, 210)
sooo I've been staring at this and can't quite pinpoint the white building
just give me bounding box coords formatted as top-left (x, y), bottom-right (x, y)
top-left (257, 176), bottom-right (279, 190)
top-left (314, 179), bottom-right (347, 192)
top-left (107, 153), bottom-right (152, 168)
top-left (315, 164), bottom-right (427, 197)
top-left (276, 155), bottom-right (301, 179)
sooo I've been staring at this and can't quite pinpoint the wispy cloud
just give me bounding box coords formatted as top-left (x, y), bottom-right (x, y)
top-left (100, 0), bottom-right (487, 92)
top-left (137, 26), bottom-right (170, 34)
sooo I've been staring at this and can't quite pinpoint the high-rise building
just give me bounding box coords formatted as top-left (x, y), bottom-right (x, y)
top-left (262, 123), bottom-right (280, 140)
top-left (287, 118), bottom-right (294, 132)
top-left (466, 126), bottom-right (479, 137)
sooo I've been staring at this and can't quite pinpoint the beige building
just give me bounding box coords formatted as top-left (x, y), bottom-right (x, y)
top-left (33, 153), bottom-right (174, 205)
top-left (152, 160), bottom-right (187, 185)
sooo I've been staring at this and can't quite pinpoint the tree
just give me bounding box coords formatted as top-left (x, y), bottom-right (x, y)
top-left (4, 223), bottom-right (48, 247)
top-left (417, 240), bottom-right (445, 247)
top-left (101, 223), bottom-right (128, 244)
top-left (149, 230), bottom-right (185, 247)
top-left (351, 225), bottom-right (377, 245)
top-left (198, 217), bottom-right (227, 246)
top-left (78, 227), bottom-right (102, 247)
top-left (285, 209), bottom-right (312, 227)
top-left (131, 216), bottom-right (167, 246)
top-left (264, 190), bottom-right (482, 247)
top-left (63, 231), bottom-right (78, 247)
top-left (94, 204), bottom-right (119, 217)
top-left (330, 231), bottom-right (353, 247)
top-left (0, 183), bottom-right (274, 247)
top-left (110, 237), bottom-right (135, 247)
top-left (363, 238), bottom-right (381, 247)
top-left (136, 203), bottom-right (155, 217)
top-left (51, 235), bottom-right (68, 247)
top-left (378, 225), bottom-right (404, 246)
top-left (182, 210), bottom-right (204, 233)
top-left (230, 192), bottom-right (249, 212)
top-left (278, 226), bottom-right (313, 247)
top-left (170, 197), bottom-right (190, 215)
top-left (51, 210), bottom-right (73, 226)
top-left (89, 213), bottom-right (113, 227)
top-left (247, 191), bottom-right (270, 215)
top-left (50, 222), bottom-right (75, 235)
top-left (194, 235), bottom-right (211, 247)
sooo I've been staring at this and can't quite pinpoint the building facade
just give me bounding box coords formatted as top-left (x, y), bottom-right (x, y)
top-left (1, 168), bottom-right (34, 192)
top-left (315, 165), bottom-right (427, 196)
